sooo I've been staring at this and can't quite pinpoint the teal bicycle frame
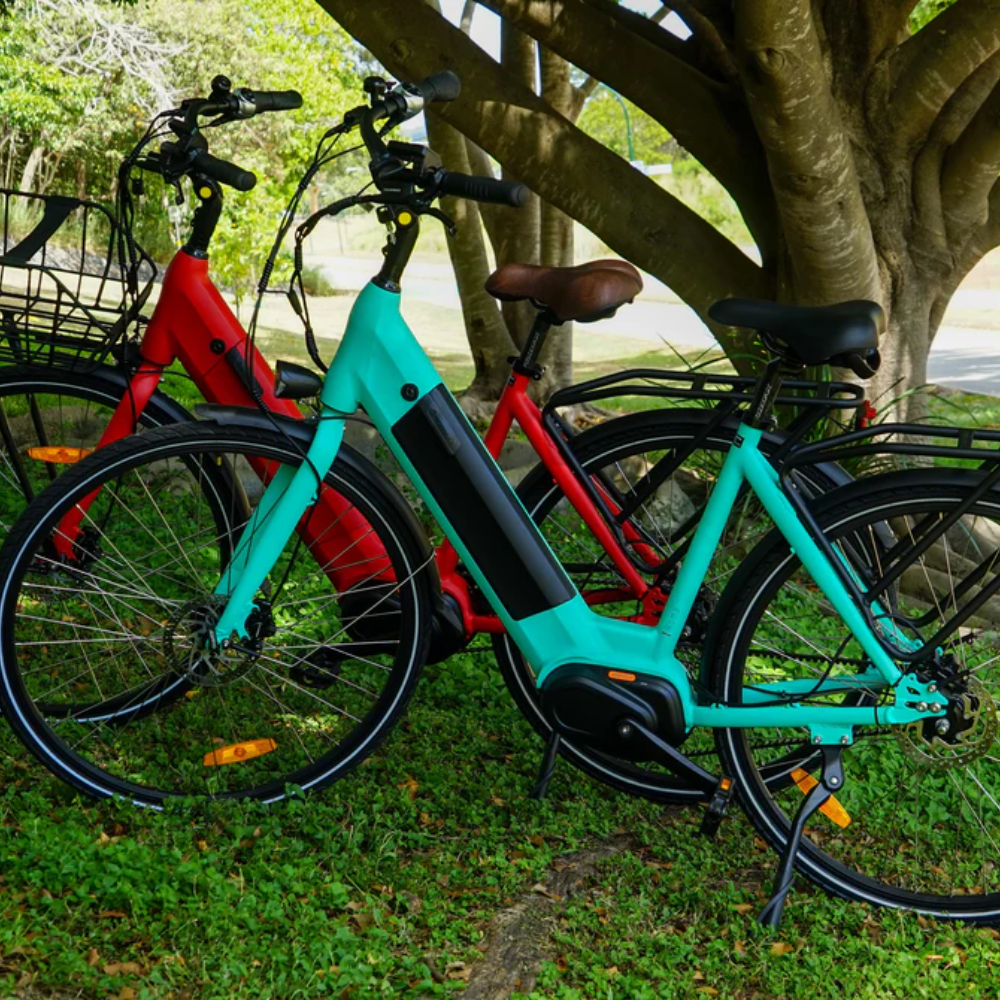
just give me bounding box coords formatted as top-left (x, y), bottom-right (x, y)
top-left (212, 276), bottom-right (943, 748)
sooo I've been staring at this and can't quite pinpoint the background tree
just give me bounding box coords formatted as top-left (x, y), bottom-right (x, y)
top-left (317, 0), bottom-right (995, 419)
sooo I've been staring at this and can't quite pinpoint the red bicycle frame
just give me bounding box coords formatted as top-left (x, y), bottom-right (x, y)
top-left (437, 368), bottom-right (662, 637)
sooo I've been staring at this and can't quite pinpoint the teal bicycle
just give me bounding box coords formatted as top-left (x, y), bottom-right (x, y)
top-left (2, 73), bottom-right (1000, 925)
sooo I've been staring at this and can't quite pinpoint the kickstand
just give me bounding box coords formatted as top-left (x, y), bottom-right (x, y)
top-left (530, 731), bottom-right (562, 800)
top-left (758, 746), bottom-right (844, 929)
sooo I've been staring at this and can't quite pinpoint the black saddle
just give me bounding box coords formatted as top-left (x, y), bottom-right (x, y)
top-left (709, 298), bottom-right (884, 379)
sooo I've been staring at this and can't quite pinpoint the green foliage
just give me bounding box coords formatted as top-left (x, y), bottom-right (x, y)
top-left (910, 0), bottom-right (955, 31)
top-left (299, 264), bottom-right (340, 298)
top-left (1, 0), bottom-right (361, 303)
top-left (659, 159), bottom-right (753, 247)
top-left (576, 88), bottom-right (673, 166)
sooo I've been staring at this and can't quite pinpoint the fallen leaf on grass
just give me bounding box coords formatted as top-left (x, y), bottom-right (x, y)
top-left (733, 903), bottom-right (754, 915)
top-left (117, 988), bottom-right (137, 1000)
top-left (397, 777), bottom-right (419, 800)
top-left (531, 883), bottom-right (563, 901)
top-left (104, 961), bottom-right (143, 975)
top-left (770, 942), bottom-right (795, 956)
top-left (99, 910), bottom-right (128, 920)
top-left (445, 961), bottom-right (471, 981)
top-left (85, 948), bottom-right (101, 967)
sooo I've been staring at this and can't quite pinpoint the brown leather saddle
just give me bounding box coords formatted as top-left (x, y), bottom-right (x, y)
top-left (485, 259), bottom-right (643, 324)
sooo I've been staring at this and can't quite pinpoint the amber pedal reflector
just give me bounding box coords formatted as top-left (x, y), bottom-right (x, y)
top-left (607, 670), bottom-right (636, 682)
top-left (203, 738), bottom-right (277, 767)
top-left (790, 767), bottom-right (851, 828)
top-left (27, 446), bottom-right (94, 464)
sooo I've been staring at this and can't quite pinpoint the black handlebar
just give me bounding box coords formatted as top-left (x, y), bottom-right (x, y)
top-left (436, 171), bottom-right (527, 208)
top-left (244, 89), bottom-right (304, 113)
top-left (190, 150), bottom-right (257, 192)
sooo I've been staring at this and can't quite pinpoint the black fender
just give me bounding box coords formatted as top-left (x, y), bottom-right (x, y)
top-left (0, 363), bottom-right (195, 429)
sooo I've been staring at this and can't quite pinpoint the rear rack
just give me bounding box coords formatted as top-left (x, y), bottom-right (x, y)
top-left (543, 368), bottom-right (866, 417)
top-left (782, 421), bottom-right (1000, 469)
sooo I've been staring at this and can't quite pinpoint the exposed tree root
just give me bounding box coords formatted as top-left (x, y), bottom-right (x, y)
top-left (462, 834), bottom-right (634, 999)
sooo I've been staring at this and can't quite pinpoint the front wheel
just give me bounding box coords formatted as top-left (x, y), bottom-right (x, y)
top-left (0, 421), bottom-right (433, 805)
top-left (711, 471), bottom-right (1000, 920)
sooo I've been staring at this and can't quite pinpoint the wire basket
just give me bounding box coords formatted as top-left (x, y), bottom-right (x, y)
top-left (0, 189), bottom-right (156, 371)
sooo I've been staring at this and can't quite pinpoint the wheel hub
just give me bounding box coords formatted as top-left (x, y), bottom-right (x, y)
top-left (163, 597), bottom-right (272, 688)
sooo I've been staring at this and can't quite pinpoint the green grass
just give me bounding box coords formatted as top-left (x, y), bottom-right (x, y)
top-left (6, 348), bottom-right (1000, 996)
top-left (2, 648), bottom-right (1000, 999)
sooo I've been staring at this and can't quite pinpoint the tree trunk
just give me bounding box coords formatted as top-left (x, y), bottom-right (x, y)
top-left (492, 19), bottom-right (541, 350)
top-left (320, 0), bottom-right (1000, 412)
top-left (18, 145), bottom-right (44, 193)
top-left (537, 48), bottom-right (577, 396)
top-left (425, 108), bottom-right (517, 413)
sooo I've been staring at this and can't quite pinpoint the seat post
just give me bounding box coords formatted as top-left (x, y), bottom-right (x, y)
top-left (511, 310), bottom-right (555, 379)
top-left (745, 354), bottom-right (802, 430)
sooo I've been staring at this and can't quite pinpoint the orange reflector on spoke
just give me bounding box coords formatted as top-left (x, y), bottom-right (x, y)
top-left (203, 738), bottom-right (277, 767)
top-left (27, 446), bottom-right (94, 465)
top-left (608, 670), bottom-right (636, 682)
top-left (790, 767), bottom-right (851, 828)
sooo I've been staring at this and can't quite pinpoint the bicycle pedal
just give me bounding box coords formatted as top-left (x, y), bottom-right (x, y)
top-left (699, 777), bottom-right (734, 839)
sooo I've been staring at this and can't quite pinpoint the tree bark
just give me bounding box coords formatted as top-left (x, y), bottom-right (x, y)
top-left (425, 109), bottom-right (516, 408)
top-left (319, 0), bottom-right (1000, 418)
top-left (18, 145), bottom-right (44, 193)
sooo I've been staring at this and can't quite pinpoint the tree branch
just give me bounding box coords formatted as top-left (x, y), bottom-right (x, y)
top-left (318, 0), bottom-right (768, 320)
top-left (886, 0), bottom-right (1000, 151)
top-left (460, 0), bottom-right (477, 33)
top-left (941, 76), bottom-right (1000, 243)
top-left (733, 0), bottom-right (881, 303)
top-left (476, 0), bottom-right (778, 257)
top-left (910, 50), bottom-right (1000, 273)
top-left (660, 0), bottom-right (740, 84)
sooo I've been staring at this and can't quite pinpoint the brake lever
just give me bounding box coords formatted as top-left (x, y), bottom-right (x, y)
top-left (420, 205), bottom-right (457, 237)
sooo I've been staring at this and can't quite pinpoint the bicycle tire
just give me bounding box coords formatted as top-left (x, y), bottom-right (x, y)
top-left (0, 420), bottom-right (433, 804)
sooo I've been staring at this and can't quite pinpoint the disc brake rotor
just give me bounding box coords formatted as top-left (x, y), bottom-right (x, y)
top-left (895, 675), bottom-right (998, 770)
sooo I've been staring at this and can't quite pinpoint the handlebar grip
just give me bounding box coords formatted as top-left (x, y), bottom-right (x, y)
top-left (190, 150), bottom-right (257, 192)
top-left (437, 172), bottom-right (527, 208)
top-left (417, 71), bottom-right (461, 105)
top-left (247, 89), bottom-right (304, 113)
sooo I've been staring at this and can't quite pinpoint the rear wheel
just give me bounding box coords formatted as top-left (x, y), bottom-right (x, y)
top-left (0, 421), bottom-right (432, 804)
top-left (712, 472), bottom-right (1000, 919)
